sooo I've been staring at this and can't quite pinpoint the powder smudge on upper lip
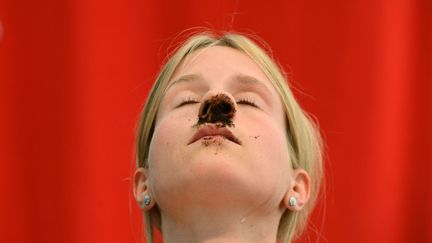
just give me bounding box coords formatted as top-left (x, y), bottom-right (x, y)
top-left (194, 93), bottom-right (236, 128)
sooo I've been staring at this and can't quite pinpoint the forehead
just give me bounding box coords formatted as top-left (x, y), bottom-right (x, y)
top-left (177, 46), bottom-right (263, 76)
top-left (168, 46), bottom-right (281, 97)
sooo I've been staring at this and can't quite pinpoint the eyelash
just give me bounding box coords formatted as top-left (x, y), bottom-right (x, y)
top-left (177, 97), bottom-right (258, 108)
top-left (236, 97), bottom-right (258, 108)
top-left (177, 97), bottom-right (199, 108)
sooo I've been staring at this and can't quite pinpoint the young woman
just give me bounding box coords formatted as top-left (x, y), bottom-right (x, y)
top-left (133, 32), bottom-right (323, 243)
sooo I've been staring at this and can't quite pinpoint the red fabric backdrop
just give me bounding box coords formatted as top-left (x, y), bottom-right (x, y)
top-left (1, 0), bottom-right (431, 242)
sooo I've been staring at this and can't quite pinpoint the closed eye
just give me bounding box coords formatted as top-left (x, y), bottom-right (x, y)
top-left (236, 98), bottom-right (258, 108)
top-left (176, 97), bottom-right (199, 108)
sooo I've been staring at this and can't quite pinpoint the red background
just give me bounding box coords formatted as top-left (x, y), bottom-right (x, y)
top-left (1, 0), bottom-right (431, 242)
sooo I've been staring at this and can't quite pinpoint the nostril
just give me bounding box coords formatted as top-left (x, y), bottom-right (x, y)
top-left (201, 102), bottom-right (211, 117)
top-left (216, 102), bottom-right (233, 116)
top-left (196, 93), bottom-right (236, 127)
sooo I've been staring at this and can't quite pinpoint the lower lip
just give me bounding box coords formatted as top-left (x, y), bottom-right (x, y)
top-left (200, 135), bottom-right (227, 145)
top-left (201, 135), bottom-right (226, 140)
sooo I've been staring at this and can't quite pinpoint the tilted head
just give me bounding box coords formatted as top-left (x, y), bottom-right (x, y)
top-left (135, 31), bottom-right (323, 243)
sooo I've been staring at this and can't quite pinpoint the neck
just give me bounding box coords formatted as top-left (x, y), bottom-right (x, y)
top-left (160, 206), bottom-right (284, 243)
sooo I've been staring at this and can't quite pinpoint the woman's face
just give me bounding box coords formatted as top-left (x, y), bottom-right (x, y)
top-left (148, 46), bottom-right (294, 217)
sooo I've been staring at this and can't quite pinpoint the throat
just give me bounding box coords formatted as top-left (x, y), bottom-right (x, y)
top-left (160, 208), bottom-right (281, 243)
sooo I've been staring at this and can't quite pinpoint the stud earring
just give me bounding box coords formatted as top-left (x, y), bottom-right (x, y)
top-left (144, 194), bottom-right (151, 206)
top-left (289, 196), bottom-right (297, 207)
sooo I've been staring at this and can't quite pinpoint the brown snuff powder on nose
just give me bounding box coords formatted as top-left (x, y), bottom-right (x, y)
top-left (194, 93), bottom-right (235, 128)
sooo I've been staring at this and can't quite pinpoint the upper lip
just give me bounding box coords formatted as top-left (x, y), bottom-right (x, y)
top-left (188, 125), bottom-right (242, 145)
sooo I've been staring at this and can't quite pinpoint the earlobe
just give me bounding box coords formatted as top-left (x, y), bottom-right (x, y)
top-left (141, 193), bottom-right (156, 210)
top-left (133, 167), bottom-right (155, 210)
top-left (283, 169), bottom-right (310, 211)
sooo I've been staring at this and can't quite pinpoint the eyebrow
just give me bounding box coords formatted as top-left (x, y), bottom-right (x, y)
top-left (166, 73), bottom-right (274, 99)
top-left (235, 74), bottom-right (262, 85)
top-left (166, 73), bottom-right (203, 91)
top-left (234, 74), bottom-right (274, 98)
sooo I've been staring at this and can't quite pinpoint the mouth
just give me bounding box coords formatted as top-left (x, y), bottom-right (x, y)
top-left (188, 124), bottom-right (242, 145)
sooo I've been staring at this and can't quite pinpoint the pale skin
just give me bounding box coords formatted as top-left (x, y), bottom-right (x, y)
top-left (134, 46), bottom-right (310, 243)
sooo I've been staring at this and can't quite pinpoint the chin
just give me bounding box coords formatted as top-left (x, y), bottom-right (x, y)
top-left (173, 155), bottom-right (255, 204)
top-left (188, 153), bottom-right (241, 180)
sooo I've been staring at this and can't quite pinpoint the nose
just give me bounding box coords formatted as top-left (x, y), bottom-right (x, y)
top-left (197, 92), bottom-right (236, 127)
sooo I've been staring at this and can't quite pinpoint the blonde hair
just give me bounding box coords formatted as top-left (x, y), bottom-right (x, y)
top-left (135, 31), bottom-right (323, 243)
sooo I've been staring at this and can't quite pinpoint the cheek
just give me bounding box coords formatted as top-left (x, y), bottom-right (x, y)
top-left (258, 128), bottom-right (291, 174)
top-left (148, 113), bottom-right (185, 167)
top-left (259, 132), bottom-right (293, 197)
top-left (150, 106), bottom-right (196, 155)
top-left (237, 109), bottom-right (288, 153)
top-left (147, 111), bottom-right (194, 194)
top-left (239, 112), bottom-right (292, 179)
top-left (147, 122), bottom-right (179, 201)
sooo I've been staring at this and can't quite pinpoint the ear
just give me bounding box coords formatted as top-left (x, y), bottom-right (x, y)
top-left (133, 167), bottom-right (155, 210)
top-left (283, 169), bottom-right (310, 211)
